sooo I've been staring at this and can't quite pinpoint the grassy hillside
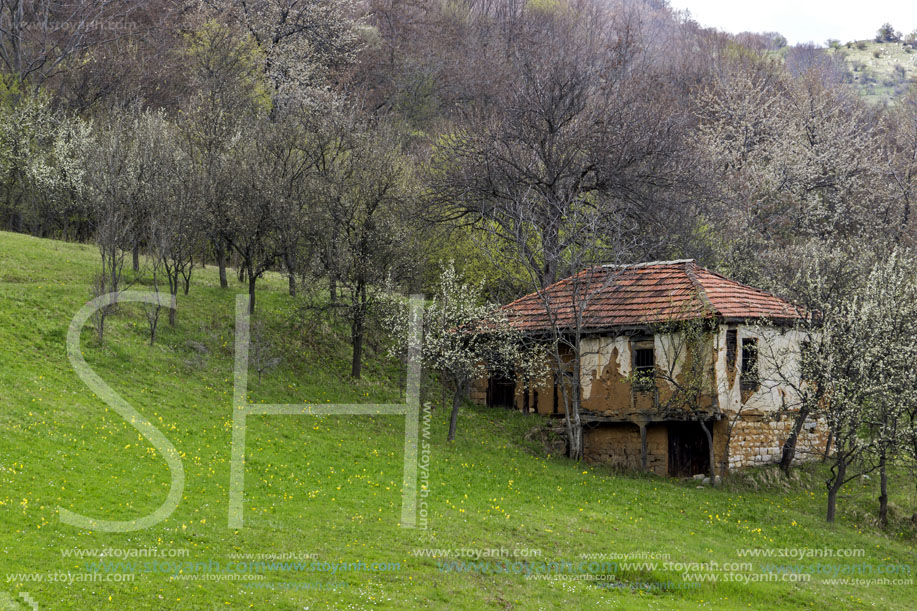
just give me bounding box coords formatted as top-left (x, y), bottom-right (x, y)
top-left (0, 231), bottom-right (915, 609)
top-left (828, 40), bottom-right (917, 103)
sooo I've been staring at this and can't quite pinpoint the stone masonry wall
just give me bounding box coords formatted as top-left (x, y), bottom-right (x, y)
top-left (725, 412), bottom-right (828, 470)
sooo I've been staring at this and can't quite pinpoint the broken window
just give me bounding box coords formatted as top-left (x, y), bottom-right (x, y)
top-left (741, 337), bottom-right (759, 390)
top-left (726, 329), bottom-right (737, 370)
top-left (633, 344), bottom-right (655, 391)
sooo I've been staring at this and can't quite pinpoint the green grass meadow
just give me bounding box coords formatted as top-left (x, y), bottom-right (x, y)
top-left (1, 231), bottom-right (915, 609)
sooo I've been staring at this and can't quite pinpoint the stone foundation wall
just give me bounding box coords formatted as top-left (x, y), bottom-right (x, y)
top-left (584, 424), bottom-right (668, 476)
top-left (725, 412), bottom-right (828, 470)
top-left (581, 413), bottom-right (826, 476)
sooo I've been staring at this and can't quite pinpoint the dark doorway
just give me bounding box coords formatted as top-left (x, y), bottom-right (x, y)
top-left (487, 372), bottom-right (515, 409)
top-left (667, 421), bottom-right (711, 477)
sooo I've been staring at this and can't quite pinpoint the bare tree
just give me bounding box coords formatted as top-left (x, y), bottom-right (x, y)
top-left (268, 106), bottom-right (316, 298)
top-left (84, 108), bottom-right (154, 339)
top-left (297, 94), bottom-right (355, 305)
top-left (695, 56), bottom-right (897, 300)
top-left (142, 234), bottom-right (164, 346)
top-left (88, 197), bottom-right (129, 341)
top-left (427, 2), bottom-right (685, 458)
top-left (250, 318), bottom-right (281, 384)
top-left (695, 58), bottom-right (906, 479)
top-left (308, 111), bottom-right (414, 379)
top-left (696, 62), bottom-right (890, 252)
top-left (0, 0), bottom-right (141, 88)
top-left (784, 43), bottom-right (850, 85)
top-left (222, 125), bottom-right (282, 316)
top-left (222, 113), bottom-right (313, 315)
top-left (147, 115), bottom-right (203, 326)
top-left (430, 3), bottom-right (686, 286)
top-left (179, 16), bottom-right (267, 289)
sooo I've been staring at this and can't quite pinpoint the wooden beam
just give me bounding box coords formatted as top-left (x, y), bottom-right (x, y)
top-left (639, 422), bottom-right (648, 472)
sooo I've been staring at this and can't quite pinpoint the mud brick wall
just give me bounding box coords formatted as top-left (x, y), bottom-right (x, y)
top-left (469, 378), bottom-right (488, 406)
top-left (584, 423), bottom-right (668, 476)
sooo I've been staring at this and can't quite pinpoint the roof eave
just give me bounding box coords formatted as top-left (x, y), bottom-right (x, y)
top-left (515, 314), bottom-right (807, 336)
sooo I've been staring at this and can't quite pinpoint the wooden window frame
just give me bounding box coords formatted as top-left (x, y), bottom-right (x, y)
top-left (740, 337), bottom-right (759, 391)
top-left (632, 339), bottom-right (655, 392)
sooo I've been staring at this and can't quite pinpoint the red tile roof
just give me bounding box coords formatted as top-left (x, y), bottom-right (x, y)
top-left (502, 260), bottom-right (804, 332)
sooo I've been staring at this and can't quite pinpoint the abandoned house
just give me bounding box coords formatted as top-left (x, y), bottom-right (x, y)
top-left (471, 260), bottom-right (828, 477)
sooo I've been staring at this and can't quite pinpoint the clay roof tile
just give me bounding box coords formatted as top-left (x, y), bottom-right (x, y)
top-left (502, 260), bottom-right (803, 332)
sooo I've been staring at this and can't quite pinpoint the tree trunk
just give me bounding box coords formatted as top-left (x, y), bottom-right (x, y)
top-left (914, 467), bottom-right (917, 522)
top-left (148, 307), bottom-right (160, 346)
top-left (568, 375), bottom-right (584, 460)
top-left (350, 313), bottom-right (364, 379)
top-left (567, 384), bottom-right (585, 461)
top-left (168, 272), bottom-right (178, 327)
top-left (780, 405), bottom-right (809, 474)
top-left (284, 253), bottom-right (296, 297)
top-left (448, 382), bottom-right (464, 441)
top-left (541, 222), bottom-right (559, 286)
top-left (826, 458), bottom-right (846, 523)
top-left (569, 422), bottom-right (583, 461)
top-left (879, 449), bottom-right (889, 527)
top-left (350, 284), bottom-right (366, 379)
top-left (351, 328), bottom-right (363, 379)
top-left (902, 198), bottom-right (911, 242)
top-left (216, 242), bottom-right (228, 289)
top-left (823, 431), bottom-right (833, 462)
top-left (248, 273), bottom-right (256, 315)
top-left (132, 243), bottom-right (140, 272)
top-left (559, 342), bottom-right (585, 461)
top-left (700, 419), bottom-right (716, 484)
